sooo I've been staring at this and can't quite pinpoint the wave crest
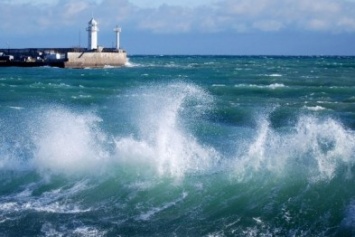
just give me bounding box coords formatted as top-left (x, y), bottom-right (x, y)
top-left (234, 114), bottom-right (355, 182)
top-left (31, 107), bottom-right (109, 176)
top-left (114, 83), bottom-right (220, 178)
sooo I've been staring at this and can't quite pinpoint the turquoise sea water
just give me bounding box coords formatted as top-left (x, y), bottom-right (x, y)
top-left (1, 56), bottom-right (355, 236)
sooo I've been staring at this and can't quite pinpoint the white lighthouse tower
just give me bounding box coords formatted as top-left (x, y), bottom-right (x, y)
top-left (114, 26), bottom-right (121, 50)
top-left (87, 18), bottom-right (99, 50)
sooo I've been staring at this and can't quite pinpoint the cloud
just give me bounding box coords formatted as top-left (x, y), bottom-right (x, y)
top-left (63, 1), bottom-right (89, 17)
top-left (212, 0), bottom-right (355, 33)
top-left (0, 0), bottom-right (355, 36)
top-left (94, 0), bottom-right (137, 26)
top-left (136, 5), bottom-right (194, 33)
top-left (132, 0), bottom-right (355, 33)
top-left (338, 17), bottom-right (355, 32)
top-left (252, 20), bottom-right (284, 32)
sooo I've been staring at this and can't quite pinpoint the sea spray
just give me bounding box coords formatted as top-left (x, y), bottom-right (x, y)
top-left (114, 83), bottom-right (220, 179)
top-left (30, 106), bottom-right (110, 176)
top-left (0, 83), bottom-right (220, 179)
top-left (233, 112), bottom-right (355, 183)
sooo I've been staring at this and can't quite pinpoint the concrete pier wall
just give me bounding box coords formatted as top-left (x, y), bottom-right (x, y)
top-left (0, 48), bottom-right (127, 68)
top-left (65, 51), bottom-right (127, 68)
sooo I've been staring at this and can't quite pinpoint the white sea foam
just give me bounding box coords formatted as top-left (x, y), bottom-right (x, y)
top-left (1, 81), bottom-right (351, 186)
top-left (0, 201), bottom-right (91, 214)
top-left (31, 107), bottom-right (109, 176)
top-left (234, 114), bottom-right (355, 182)
top-left (304, 105), bottom-right (326, 111)
top-left (115, 83), bottom-right (220, 179)
top-left (41, 223), bottom-right (65, 237)
top-left (0, 180), bottom-right (92, 226)
top-left (73, 227), bottom-right (107, 237)
top-left (71, 94), bottom-right (92, 99)
top-left (137, 192), bottom-right (188, 221)
top-left (124, 57), bottom-right (140, 67)
top-left (8, 106), bottom-right (24, 110)
top-left (3, 81), bottom-right (337, 183)
top-left (47, 83), bottom-right (71, 88)
top-left (0, 84), bottom-right (220, 179)
top-left (103, 65), bottom-right (116, 69)
top-left (235, 83), bottom-right (286, 89)
top-left (268, 83), bottom-right (286, 89)
top-left (41, 223), bottom-right (107, 237)
top-left (268, 74), bottom-right (283, 77)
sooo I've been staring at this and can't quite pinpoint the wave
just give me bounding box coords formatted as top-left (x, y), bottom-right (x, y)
top-left (233, 114), bottom-right (355, 182)
top-left (268, 73), bottom-right (283, 77)
top-left (0, 106), bottom-right (110, 176)
top-left (1, 82), bottom-right (355, 236)
top-left (0, 83), bottom-right (220, 180)
top-left (31, 107), bottom-right (110, 176)
top-left (124, 57), bottom-right (141, 67)
top-left (8, 106), bottom-right (24, 110)
top-left (41, 224), bottom-right (107, 237)
top-left (136, 192), bottom-right (188, 221)
top-left (123, 58), bottom-right (202, 69)
top-left (304, 105), bottom-right (327, 111)
top-left (114, 83), bottom-right (220, 179)
top-left (0, 83), bottom-right (354, 184)
top-left (235, 83), bottom-right (287, 89)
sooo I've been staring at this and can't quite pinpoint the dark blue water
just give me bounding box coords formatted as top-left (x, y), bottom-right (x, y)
top-left (1, 56), bottom-right (355, 236)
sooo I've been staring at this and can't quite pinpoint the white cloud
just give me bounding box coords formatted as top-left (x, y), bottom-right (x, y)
top-left (337, 17), bottom-right (355, 32)
top-left (307, 19), bottom-right (330, 31)
top-left (137, 5), bottom-right (194, 33)
top-left (224, 0), bottom-right (271, 16)
top-left (1, 0), bottom-right (355, 35)
top-left (252, 20), bottom-right (284, 32)
top-left (64, 1), bottom-right (89, 16)
top-left (1, 0), bottom-right (58, 5)
top-left (215, 0), bottom-right (355, 33)
top-left (130, 0), bottom-right (355, 33)
top-left (129, 0), bottom-right (216, 8)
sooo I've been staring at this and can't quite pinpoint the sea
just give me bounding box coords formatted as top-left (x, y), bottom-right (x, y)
top-left (0, 55), bottom-right (355, 236)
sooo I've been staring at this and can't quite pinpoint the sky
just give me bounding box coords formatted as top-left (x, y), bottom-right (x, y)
top-left (0, 0), bottom-right (355, 55)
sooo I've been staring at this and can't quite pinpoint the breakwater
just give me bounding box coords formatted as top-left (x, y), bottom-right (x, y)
top-left (0, 48), bottom-right (127, 68)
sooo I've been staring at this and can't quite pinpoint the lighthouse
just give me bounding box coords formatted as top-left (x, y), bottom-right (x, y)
top-left (87, 18), bottom-right (99, 50)
top-left (114, 26), bottom-right (121, 50)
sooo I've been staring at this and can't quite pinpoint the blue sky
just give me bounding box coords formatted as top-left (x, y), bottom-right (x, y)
top-left (1, 0), bottom-right (355, 55)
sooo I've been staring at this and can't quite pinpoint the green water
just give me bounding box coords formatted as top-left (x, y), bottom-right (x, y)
top-left (0, 56), bottom-right (355, 236)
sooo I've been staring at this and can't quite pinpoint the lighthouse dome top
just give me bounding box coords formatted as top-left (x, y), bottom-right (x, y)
top-left (89, 18), bottom-right (98, 26)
